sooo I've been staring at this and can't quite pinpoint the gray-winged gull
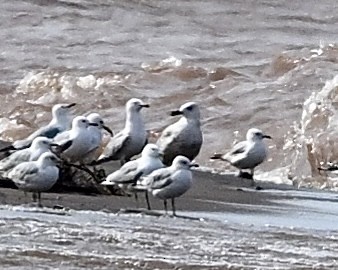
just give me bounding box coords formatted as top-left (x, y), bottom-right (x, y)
top-left (1, 103), bottom-right (76, 151)
top-left (101, 143), bottom-right (164, 209)
top-left (136, 155), bottom-right (198, 216)
top-left (156, 102), bottom-right (203, 166)
top-left (210, 128), bottom-right (271, 179)
top-left (7, 152), bottom-right (60, 205)
top-left (0, 137), bottom-right (58, 177)
top-left (93, 98), bottom-right (149, 166)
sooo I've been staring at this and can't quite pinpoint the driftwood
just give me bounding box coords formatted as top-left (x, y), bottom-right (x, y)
top-left (0, 139), bottom-right (123, 196)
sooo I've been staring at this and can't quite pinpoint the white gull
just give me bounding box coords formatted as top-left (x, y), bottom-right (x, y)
top-left (55, 116), bottom-right (98, 163)
top-left (210, 128), bottom-right (271, 179)
top-left (82, 113), bottom-right (113, 164)
top-left (94, 98), bottom-right (149, 166)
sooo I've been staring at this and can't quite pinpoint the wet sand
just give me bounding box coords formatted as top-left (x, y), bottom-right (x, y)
top-left (0, 168), bottom-right (296, 214)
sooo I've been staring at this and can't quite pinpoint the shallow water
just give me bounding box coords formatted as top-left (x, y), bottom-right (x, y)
top-left (0, 189), bottom-right (338, 270)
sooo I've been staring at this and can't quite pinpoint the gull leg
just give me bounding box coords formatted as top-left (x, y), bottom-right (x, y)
top-left (171, 198), bottom-right (176, 216)
top-left (145, 191), bottom-right (151, 210)
top-left (32, 192), bottom-right (37, 203)
top-left (38, 192), bottom-right (42, 207)
top-left (163, 200), bottom-right (168, 215)
top-left (238, 170), bottom-right (253, 180)
top-left (134, 192), bottom-right (139, 208)
top-left (250, 168), bottom-right (256, 187)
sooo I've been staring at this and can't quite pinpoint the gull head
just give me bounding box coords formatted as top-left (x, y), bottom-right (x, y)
top-left (38, 152), bottom-right (60, 167)
top-left (52, 103), bottom-right (76, 119)
top-left (72, 116), bottom-right (96, 129)
top-left (170, 102), bottom-right (200, 120)
top-left (142, 143), bottom-right (163, 159)
top-left (31, 137), bottom-right (59, 149)
top-left (246, 128), bottom-right (272, 142)
top-left (87, 113), bottom-right (113, 135)
top-left (126, 98), bottom-right (150, 113)
top-left (172, 155), bottom-right (199, 170)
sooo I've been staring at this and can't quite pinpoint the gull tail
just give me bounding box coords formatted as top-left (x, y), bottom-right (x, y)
top-left (0, 144), bottom-right (16, 153)
top-left (89, 156), bottom-right (112, 166)
top-left (318, 162), bottom-right (338, 171)
top-left (58, 140), bottom-right (73, 153)
top-left (130, 184), bottom-right (148, 192)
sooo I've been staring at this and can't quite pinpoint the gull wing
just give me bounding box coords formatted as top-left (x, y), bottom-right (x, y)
top-left (8, 163), bottom-right (39, 184)
top-left (228, 141), bottom-right (247, 156)
top-left (0, 149), bottom-right (31, 171)
top-left (150, 175), bottom-right (173, 190)
top-left (13, 126), bottom-right (62, 149)
top-left (107, 160), bottom-right (141, 184)
top-left (96, 131), bottom-right (130, 164)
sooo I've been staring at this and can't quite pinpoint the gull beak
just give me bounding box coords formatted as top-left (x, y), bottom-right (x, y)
top-left (141, 104), bottom-right (150, 108)
top-left (50, 143), bottom-right (60, 147)
top-left (189, 162), bottom-right (199, 168)
top-left (263, 134), bottom-right (272, 139)
top-left (65, 103), bottom-right (76, 108)
top-left (89, 122), bottom-right (99, 127)
top-left (170, 110), bottom-right (183, 116)
top-left (103, 125), bottom-right (113, 135)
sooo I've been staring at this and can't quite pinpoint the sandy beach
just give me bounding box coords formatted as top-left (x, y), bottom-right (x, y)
top-left (0, 167), bottom-right (281, 213)
top-left (1, 164), bottom-right (338, 269)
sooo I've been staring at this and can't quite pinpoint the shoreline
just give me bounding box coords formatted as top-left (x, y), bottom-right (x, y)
top-left (0, 168), bottom-right (327, 214)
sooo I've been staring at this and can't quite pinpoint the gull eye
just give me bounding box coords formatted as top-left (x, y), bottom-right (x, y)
top-left (100, 120), bottom-right (103, 124)
top-left (186, 106), bottom-right (193, 111)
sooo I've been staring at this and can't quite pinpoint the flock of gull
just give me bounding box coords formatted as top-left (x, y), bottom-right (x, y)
top-left (0, 98), bottom-right (271, 215)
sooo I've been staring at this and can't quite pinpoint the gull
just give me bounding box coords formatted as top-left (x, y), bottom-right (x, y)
top-left (0, 137), bottom-right (58, 177)
top-left (82, 113), bottom-right (113, 164)
top-left (101, 143), bottom-right (164, 209)
top-left (55, 116), bottom-right (98, 163)
top-left (156, 102), bottom-right (203, 166)
top-left (93, 98), bottom-right (149, 166)
top-left (1, 103), bottom-right (76, 151)
top-left (7, 152), bottom-right (60, 206)
top-left (210, 128), bottom-right (271, 179)
top-left (136, 155), bottom-right (198, 216)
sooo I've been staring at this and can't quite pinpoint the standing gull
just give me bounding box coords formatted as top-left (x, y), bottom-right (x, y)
top-left (7, 152), bottom-right (60, 205)
top-left (136, 155), bottom-right (198, 216)
top-left (210, 128), bottom-right (271, 179)
top-left (55, 116), bottom-right (98, 163)
top-left (101, 143), bottom-right (164, 209)
top-left (1, 103), bottom-right (76, 151)
top-left (93, 98), bottom-right (149, 166)
top-left (0, 137), bottom-right (58, 177)
top-left (156, 102), bottom-right (203, 166)
top-left (82, 113), bottom-right (113, 164)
